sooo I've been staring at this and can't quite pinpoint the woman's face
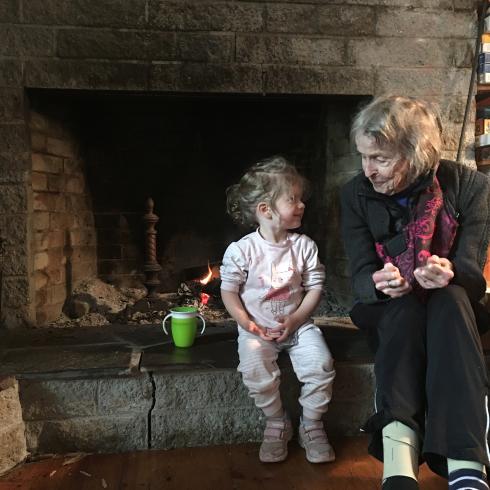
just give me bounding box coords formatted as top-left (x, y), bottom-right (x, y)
top-left (355, 133), bottom-right (410, 195)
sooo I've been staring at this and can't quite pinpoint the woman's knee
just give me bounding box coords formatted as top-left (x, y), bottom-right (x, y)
top-left (377, 293), bottom-right (426, 343)
top-left (384, 293), bottom-right (426, 324)
top-left (428, 284), bottom-right (470, 309)
top-left (427, 284), bottom-right (477, 337)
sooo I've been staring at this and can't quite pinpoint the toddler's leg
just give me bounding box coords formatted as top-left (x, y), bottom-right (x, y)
top-left (289, 325), bottom-right (336, 463)
top-left (237, 331), bottom-right (282, 416)
top-left (288, 325), bottom-right (335, 420)
top-left (237, 331), bottom-right (292, 463)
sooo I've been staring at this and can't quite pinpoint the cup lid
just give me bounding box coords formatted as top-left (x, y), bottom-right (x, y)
top-left (171, 306), bottom-right (198, 313)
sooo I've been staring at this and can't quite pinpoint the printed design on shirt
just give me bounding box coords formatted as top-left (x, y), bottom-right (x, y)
top-left (262, 262), bottom-right (295, 317)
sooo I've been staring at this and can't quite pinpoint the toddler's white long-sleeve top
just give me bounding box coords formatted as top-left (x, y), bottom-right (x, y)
top-left (220, 230), bottom-right (325, 330)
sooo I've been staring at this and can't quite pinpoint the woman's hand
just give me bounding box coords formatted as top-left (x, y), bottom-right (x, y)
top-left (414, 255), bottom-right (453, 289)
top-left (372, 262), bottom-right (412, 298)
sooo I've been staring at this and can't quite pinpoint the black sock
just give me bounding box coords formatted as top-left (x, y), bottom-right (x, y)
top-left (448, 468), bottom-right (489, 490)
top-left (382, 475), bottom-right (418, 490)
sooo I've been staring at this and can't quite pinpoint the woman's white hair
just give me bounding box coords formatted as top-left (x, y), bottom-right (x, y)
top-left (351, 95), bottom-right (443, 182)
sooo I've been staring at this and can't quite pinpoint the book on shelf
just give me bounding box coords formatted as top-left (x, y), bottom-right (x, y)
top-left (476, 118), bottom-right (490, 136)
top-left (479, 63), bottom-right (490, 73)
top-left (479, 53), bottom-right (490, 64)
top-left (478, 73), bottom-right (490, 84)
top-left (476, 133), bottom-right (490, 147)
top-left (481, 43), bottom-right (490, 53)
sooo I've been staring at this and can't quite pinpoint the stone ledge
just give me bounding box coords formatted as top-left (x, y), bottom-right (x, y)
top-left (19, 362), bottom-right (375, 455)
top-left (0, 319), bottom-right (372, 380)
top-left (0, 320), bottom-right (378, 455)
top-left (1, 320), bottom-right (489, 380)
top-left (3, 321), bottom-right (488, 455)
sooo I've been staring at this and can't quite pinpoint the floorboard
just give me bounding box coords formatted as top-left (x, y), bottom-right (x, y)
top-left (0, 436), bottom-right (447, 490)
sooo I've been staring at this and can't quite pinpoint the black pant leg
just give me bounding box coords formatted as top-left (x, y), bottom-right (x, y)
top-left (424, 284), bottom-right (490, 476)
top-left (351, 294), bottom-right (427, 462)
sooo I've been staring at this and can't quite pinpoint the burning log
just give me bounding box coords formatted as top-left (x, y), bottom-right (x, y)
top-left (178, 278), bottom-right (221, 306)
top-left (178, 262), bottom-right (222, 309)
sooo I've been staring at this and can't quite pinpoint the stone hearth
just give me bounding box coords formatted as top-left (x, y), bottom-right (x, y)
top-left (0, 319), bottom-right (377, 455)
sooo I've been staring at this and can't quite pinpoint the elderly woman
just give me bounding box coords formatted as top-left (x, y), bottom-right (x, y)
top-left (341, 95), bottom-right (490, 490)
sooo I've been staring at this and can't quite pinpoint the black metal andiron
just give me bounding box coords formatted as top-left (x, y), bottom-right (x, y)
top-left (142, 198), bottom-right (161, 299)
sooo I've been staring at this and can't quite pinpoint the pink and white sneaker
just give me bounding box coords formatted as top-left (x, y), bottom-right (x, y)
top-left (298, 419), bottom-right (335, 463)
top-left (259, 415), bottom-right (293, 463)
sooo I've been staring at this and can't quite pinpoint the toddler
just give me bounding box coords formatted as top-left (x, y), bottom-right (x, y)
top-left (220, 156), bottom-right (336, 464)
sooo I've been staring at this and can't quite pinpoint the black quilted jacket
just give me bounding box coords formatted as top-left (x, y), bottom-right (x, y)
top-left (341, 160), bottom-right (490, 305)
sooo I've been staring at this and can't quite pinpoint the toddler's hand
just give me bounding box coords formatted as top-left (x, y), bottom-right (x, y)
top-left (265, 327), bottom-right (283, 339)
top-left (274, 316), bottom-right (299, 343)
top-left (248, 321), bottom-right (275, 341)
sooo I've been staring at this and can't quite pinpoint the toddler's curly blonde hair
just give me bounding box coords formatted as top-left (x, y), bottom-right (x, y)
top-left (226, 156), bottom-right (307, 228)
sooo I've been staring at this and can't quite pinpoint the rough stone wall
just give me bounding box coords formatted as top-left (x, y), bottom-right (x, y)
top-left (0, 0), bottom-right (478, 326)
top-left (325, 100), bottom-right (364, 308)
top-left (0, 377), bottom-right (27, 475)
top-left (20, 375), bottom-right (153, 453)
top-left (19, 364), bottom-right (374, 454)
top-left (29, 109), bottom-right (97, 325)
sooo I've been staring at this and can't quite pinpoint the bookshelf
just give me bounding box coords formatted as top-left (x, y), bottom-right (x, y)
top-left (476, 4), bottom-right (490, 288)
top-left (476, 25), bottom-right (490, 176)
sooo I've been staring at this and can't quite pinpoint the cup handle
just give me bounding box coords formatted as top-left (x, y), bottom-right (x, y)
top-left (162, 314), bottom-right (172, 335)
top-left (197, 315), bottom-right (206, 335)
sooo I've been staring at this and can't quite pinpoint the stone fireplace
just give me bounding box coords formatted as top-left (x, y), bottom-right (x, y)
top-left (0, 0), bottom-right (478, 328)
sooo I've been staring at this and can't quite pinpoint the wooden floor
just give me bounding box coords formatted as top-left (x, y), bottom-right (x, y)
top-left (0, 436), bottom-right (446, 490)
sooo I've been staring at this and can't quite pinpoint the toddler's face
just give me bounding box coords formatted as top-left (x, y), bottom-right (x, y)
top-left (271, 183), bottom-right (305, 230)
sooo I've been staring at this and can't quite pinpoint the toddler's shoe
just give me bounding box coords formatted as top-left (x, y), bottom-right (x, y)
top-left (259, 415), bottom-right (293, 463)
top-left (298, 419), bottom-right (335, 463)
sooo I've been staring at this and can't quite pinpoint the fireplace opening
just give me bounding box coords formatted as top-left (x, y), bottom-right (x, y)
top-left (27, 89), bottom-right (369, 326)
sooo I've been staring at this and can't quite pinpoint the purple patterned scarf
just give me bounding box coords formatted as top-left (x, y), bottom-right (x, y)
top-left (375, 176), bottom-right (458, 297)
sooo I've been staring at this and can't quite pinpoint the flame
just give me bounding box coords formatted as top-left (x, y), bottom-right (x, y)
top-left (200, 292), bottom-right (210, 305)
top-left (199, 262), bottom-right (213, 285)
